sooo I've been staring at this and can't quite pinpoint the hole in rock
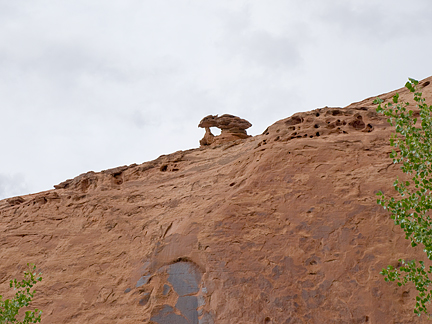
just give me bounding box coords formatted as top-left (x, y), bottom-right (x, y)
top-left (112, 171), bottom-right (122, 178)
top-left (315, 112), bottom-right (320, 117)
top-left (210, 127), bottom-right (221, 135)
top-left (423, 81), bottom-right (430, 87)
top-left (160, 165), bottom-right (168, 172)
top-left (285, 116), bottom-right (303, 126)
top-left (326, 110), bottom-right (342, 116)
top-left (349, 119), bottom-right (366, 130)
top-left (365, 124), bottom-right (373, 132)
top-left (229, 182), bottom-right (235, 187)
top-left (172, 257), bottom-right (193, 264)
top-left (314, 124), bottom-right (319, 128)
top-left (316, 132), bottom-right (320, 136)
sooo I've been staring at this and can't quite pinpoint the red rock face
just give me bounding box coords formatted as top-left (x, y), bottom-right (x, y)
top-left (1, 77), bottom-right (432, 323)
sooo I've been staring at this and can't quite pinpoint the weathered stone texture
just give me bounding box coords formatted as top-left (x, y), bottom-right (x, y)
top-left (1, 77), bottom-right (432, 323)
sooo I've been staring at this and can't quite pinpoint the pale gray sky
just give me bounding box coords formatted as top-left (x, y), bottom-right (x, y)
top-left (1, 0), bottom-right (432, 199)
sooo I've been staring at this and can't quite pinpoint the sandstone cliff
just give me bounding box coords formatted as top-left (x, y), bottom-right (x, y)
top-left (1, 77), bottom-right (432, 323)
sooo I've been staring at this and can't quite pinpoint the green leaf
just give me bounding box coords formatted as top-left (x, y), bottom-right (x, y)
top-left (0, 264), bottom-right (42, 323)
top-left (406, 81), bottom-right (415, 92)
top-left (409, 78), bottom-right (419, 85)
top-left (377, 78), bottom-right (432, 316)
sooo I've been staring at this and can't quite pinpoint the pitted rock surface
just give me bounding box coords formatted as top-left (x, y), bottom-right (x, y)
top-left (198, 114), bottom-right (252, 146)
top-left (263, 107), bottom-right (375, 142)
top-left (1, 77), bottom-right (432, 323)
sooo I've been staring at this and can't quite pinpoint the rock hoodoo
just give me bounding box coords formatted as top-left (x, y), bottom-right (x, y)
top-left (198, 114), bottom-right (252, 146)
top-left (1, 77), bottom-right (432, 323)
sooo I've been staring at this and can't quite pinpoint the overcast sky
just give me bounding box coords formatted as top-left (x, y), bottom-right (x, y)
top-left (1, 0), bottom-right (432, 200)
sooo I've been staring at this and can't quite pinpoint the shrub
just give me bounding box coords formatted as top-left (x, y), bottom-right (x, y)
top-left (0, 264), bottom-right (42, 323)
top-left (375, 78), bottom-right (432, 316)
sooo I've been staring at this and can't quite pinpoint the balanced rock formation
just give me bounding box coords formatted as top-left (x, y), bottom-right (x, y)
top-left (1, 77), bottom-right (432, 323)
top-left (198, 114), bottom-right (252, 146)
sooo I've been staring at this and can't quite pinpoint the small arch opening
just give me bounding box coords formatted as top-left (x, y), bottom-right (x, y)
top-left (210, 127), bottom-right (221, 135)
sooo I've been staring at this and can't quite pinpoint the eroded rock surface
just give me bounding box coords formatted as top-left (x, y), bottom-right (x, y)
top-left (1, 77), bottom-right (432, 323)
top-left (198, 114), bottom-right (252, 146)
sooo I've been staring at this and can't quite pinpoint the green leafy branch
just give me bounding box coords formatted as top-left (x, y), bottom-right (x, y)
top-left (375, 78), bottom-right (432, 316)
top-left (0, 264), bottom-right (43, 324)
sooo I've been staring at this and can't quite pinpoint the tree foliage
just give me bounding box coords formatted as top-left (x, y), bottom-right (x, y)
top-left (375, 78), bottom-right (432, 316)
top-left (0, 264), bottom-right (42, 324)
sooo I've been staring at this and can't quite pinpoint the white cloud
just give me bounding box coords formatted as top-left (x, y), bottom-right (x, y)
top-left (0, 0), bottom-right (432, 199)
top-left (0, 173), bottom-right (29, 200)
top-left (316, 0), bottom-right (432, 42)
